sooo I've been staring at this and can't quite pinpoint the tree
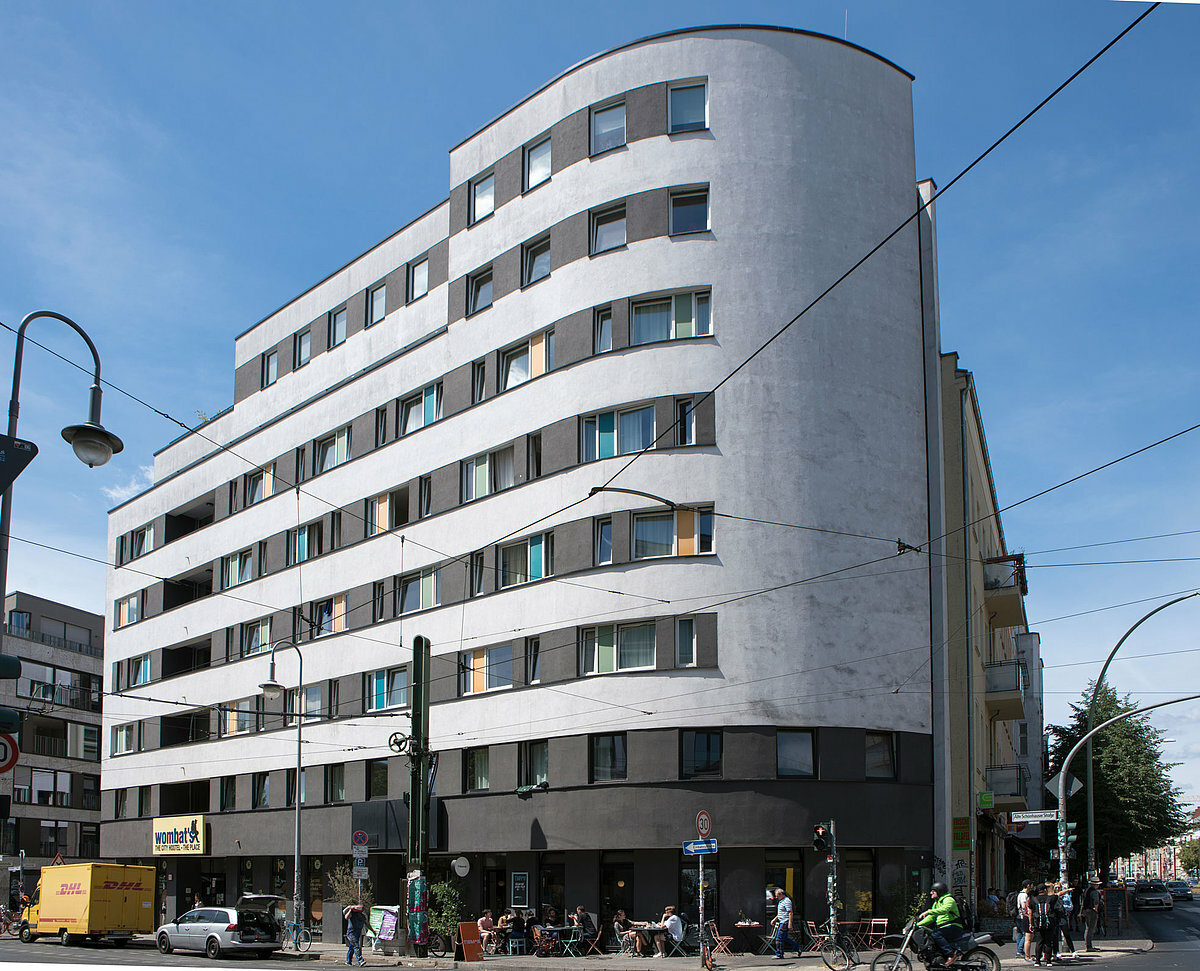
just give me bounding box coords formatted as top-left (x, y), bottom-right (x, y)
top-left (1180, 839), bottom-right (1199, 877)
top-left (326, 861), bottom-right (375, 911)
top-left (1048, 682), bottom-right (1190, 876)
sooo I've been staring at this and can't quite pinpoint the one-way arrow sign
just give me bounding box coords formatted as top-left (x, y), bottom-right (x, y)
top-left (682, 839), bottom-right (717, 855)
top-left (0, 435), bottom-right (37, 494)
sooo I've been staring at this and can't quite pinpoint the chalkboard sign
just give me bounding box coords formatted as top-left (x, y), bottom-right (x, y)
top-left (1103, 887), bottom-right (1124, 930)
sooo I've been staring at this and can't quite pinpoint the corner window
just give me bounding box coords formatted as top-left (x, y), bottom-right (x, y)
top-left (409, 258), bottom-right (429, 301)
top-left (470, 173), bottom-right (495, 223)
top-left (591, 101), bottom-right (626, 155)
top-left (670, 188), bottom-right (710, 235)
top-left (222, 549), bottom-right (253, 588)
top-left (523, 235), bottom-right (551, 286)
top-left (525, 135), bottom-right (552, 190)
top-left (681, 729), bottom-right (722, 779)
top-left (314, 426), bottom-right (350, 474)
top-left (500, 533), bottom-right (553, 587)
top-left (631, 292), bottom-right (710, 345)
top-left (778, 729), bottom-right (816, 778)
top-left (468, 267), bottom-right (493, 315)
top-left (590, 733), bottom-right (627, 782)
top-left (261, 350), bottom-right (278, 388)
top-left (594, 518), bottom-right (612, 566)
top-left (669, 82), bottom-right (707, 133)
top-left (294, 329), bottom-right (311, 369)
top-left (519, 740), bottom-right (549, 787)
top-left (328, 307), bottom-right (347, 348)
top-left (591, 204), bottom-right (626, 255)
top-left (465, 747), bottom-right (490, 791)
top-left (675, 618), bottom-right (695, 667)
top-left (367, 666), bottom-right (408, 711)
top-left (866, 731), bottom-right (896, 779)
top-left (460, 644), bottom-right (513, 695)
top-left (401, 382), bottom-right (443, 434)
top-left (580, 623), bottom-right (655, 674)
top-left (396, 567), bottom-right (441, 614)
top-left (594, 308), bottom-right (613, 353)
top-left (368, 283), bottom-right (387, 325)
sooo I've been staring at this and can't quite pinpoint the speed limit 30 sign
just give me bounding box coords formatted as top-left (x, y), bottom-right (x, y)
top-left (696, 810), bottom-right (712, 839)
top-left (0, 733), bottom-right (19, 774)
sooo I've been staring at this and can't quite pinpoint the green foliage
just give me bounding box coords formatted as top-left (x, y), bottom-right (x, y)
top-left (427, 879), bottom-right (465, 938)
top-left (326, 861), bottom-right (375, 910)
top-left (1180, 839), bottom-right (1199, 876)
top-left (1048, 682), bottom-right (1189, 876)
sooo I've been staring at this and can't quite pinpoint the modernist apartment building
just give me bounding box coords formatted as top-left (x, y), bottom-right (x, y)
top-left (1, 593), bottom-right (104, 900)
top-left (103, 27), bottom-right (952, 935)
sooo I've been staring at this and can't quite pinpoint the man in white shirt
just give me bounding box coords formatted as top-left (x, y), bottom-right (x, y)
top-left (654, 906), bottom-right (684, 958)
top-left (1016, 880), bottom-right (1033, 960)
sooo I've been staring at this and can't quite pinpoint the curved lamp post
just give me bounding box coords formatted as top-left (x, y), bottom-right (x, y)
top-left (0, 310), bottom-right (123, 606)
top-left (259, 640), bottom-right (303, 930)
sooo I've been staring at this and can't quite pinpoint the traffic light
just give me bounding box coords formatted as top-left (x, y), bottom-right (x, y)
top-left (1065, 822), bottom-right (1078, 844)
top-left (812, 823), bottom-right (829, 853)
top-left (0, 654), bottom-right (21, 733)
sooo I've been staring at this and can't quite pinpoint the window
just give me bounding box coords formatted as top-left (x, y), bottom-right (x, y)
top-left (366, 759), bottom-right (388, 799)
top-left (594, 308), bottom-right (613, 353)
top-left (79, 823), bottom-right (100, 858)
top-left (582, 404), bottom-right (654, 461)
top-left (462, 445), bottom-right (514, 502)
top-left (252, 771), bottom-right (270, 809)
top-left (469, 551), bottom-right (485, 597)
top-left (116, 593), bottom-right (140, 628)
top-left (418, 475), bottom-right (432, 518)
top-left (631, 292), bottom-right (711, 345)
top-left (591, 205), bottom-right (626, 254)
top-left (669, 82), bottom-right (707, 132)
top-left (112, 723), bottom-right (136, 755)
top-left (591, 733), bottom-right (627, 782)
top-left (286, 767), bottom-right (307, 806)
top-left (325, 763), bottom-right (345, 802)
top-left (374, 406), bottom-right (388, 448)
top-left (130, 524), bottom-right (153, 559)
top-left (397, 567), bottom-right (441, 613)
top-left (328, 307), bottom-right (347, 348)
top-left (676, 399), bottom-right (695, 445)
top-left (285, 685), bottom-right (322, 724)
top-left (595, 518), bottom-right (613, 565)
top-left (401, 382), bottom-right (443, 434)
top-left (460, 645), bottom-right (513, 695)
top-left (261, 350), bottom-right (278, 388)
top-left (676, 618), bottom-right (695, 667)
top-left (525, 135), bottom-right (551, 190)
top-left (290, 522), bottom-right (322, 564)
top-left (520, 740), bottom-right (549, 787)
top-left (128, 652), bottom-right (151, 687)
top-left (8, 609), bottom-right (30, 632)
top-left (526, 637), bottom-right (540, 684)
top-left (523, 235), bottom-right (551, 286)
top-left (222, 549), bottom-right (253, 588)
top-left (468, 267), bottom-right (493, 315)
top-left (367, 488), bottom-right (409, 536)
top-left (220, 776), bottom-right (237, 811)
top-left (367, 666), bottom-right (408, 711)
top-left (295, 445), bottom-right (307, 483)
top-left (314, 426), bottom-right (350, 474)
top-left (368, 283), bottom-right (387, 325)
top-left (409, 258), bottom-right (429, 301)
top-left (465, 747), bottom-right (489, 791)
top-left (527, 433), bottom-right (542, 479)
top-left (501, 344), bottom-right (530, 391)
top-left (471, 361), bottom-right (486, 403)
top-left (244, 465), bottom-right (274, 506)
top-left (544, 329), bottom-right (555, 371)
top-left (580, 623), bottom-right (655, 674)
top-left (114, 788), bottom-right (128, 818)
top-left (633, 507), bottom-right (714, 558)
top-left (670, 188), bottom-right (710, 235)
top-left (777, 730), bottom-right (816, 778)
top-left (500, 533), bottom-right (553, 587)
top-left (470, 173), bottom-right (495, 223)
top-left (681, 729), bottom-right (722, 779)
top-left (224, 698), bottom-right (255, 737)
top-left (372, 581), bottom-right (386, 622)
top-left (591, 101), bottom-right (626, 154)
top-left (311, 593), bottom-right (348, 637)
top-left (633, 513), bottom-right (674, 559)
top-left (294, 329), bottom-right (311, 369)
top-left (865, 731), bottom-right (896, 779)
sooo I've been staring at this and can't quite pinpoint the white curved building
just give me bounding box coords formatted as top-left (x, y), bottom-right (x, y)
top-left (103, 26), bottom-right (946, 933)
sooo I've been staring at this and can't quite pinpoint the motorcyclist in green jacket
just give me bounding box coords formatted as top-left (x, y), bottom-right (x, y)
top-left (917, 882), bottom-right (965, 964)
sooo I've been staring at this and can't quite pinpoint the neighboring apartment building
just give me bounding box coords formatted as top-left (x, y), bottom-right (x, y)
top-left (103, 27), bottom-right (952, 935)
top-left (938, 356), bottom-right (1044, 907)
top-left (1, 592), bottom-right (104, 898)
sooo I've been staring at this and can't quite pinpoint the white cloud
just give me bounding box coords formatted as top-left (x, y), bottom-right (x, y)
top-left (102, 464), bottom-right (154, 503)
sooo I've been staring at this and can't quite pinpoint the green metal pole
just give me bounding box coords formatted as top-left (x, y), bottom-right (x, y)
top-left (408, 635), bottom-right (431, 956)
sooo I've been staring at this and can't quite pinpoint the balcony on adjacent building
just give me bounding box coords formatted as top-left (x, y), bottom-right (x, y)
top-left (985, 763), bottom-right (1030, 810)
top-left (984, 659), bottom-right (1028, 721)
top-left (984, 554), bottom-right (1028, 628)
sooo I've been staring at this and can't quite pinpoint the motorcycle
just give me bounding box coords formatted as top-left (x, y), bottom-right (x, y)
top-left (870, 919), bottom-right (1002, 971)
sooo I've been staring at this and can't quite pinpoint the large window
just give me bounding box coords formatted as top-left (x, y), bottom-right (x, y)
top-left (582, 405), bottom-right (654, 462)
top-left (778, 729), bottom-right (816, 778)
top-left (633, 507), bottom-right (714, 558)
top-left (222, 549), bottom-right (253, 588)
top-left (501, 344), bottom-right (530, 391)
top-left (580, 623), bottom-right (655, 674)
top-left (633, 513), bottom-right (674, 559)
top-left (525, 135), bottom-right (552, 190)
top-left (460, 645), bottom-right (513, 695)
top-left (681, 729), bottom-right (722, 779)
top-left (670, 188), bottom-right (710, 235)
top-left (244, 464), bottom-right (274, 505)
top-left (669, 82), bottom-right (707, 132)
top-left (290, 522), bottom-right (322, 564)
top-left (500, 533), bottom-right (553, 587)
top-left (468, 267), bottom-right (493, 315)
top-left (401, 383), bottom-right (442, 434)
top-left (462, 446), bottom-right (514, 501)
top-left (311, 593), bottom-right (348, 637)
top-left (866, 731), bottom-right (896, 779)
top-left (591, 101), bottom-right (626, 154)
top-left (285, 685), bottom-right (322, 725)
top-left (131, 524), bottom-right (154, 558)
top-left (220, 776), bottom-right (237, 811)
top-left (470, 173), bottom-right (495, 223)
top-left (409, 258), bottom-right (429, 301)
top-left (675, 618), bottom-right (695, 667)
top-left (128, 652), bottom-right (151, 687)
top-left (112, 723), bottom-right (136, 755)
top-left (591, 204), bottom-right (626, 254)
top-left (367, 666), bottom-right (408, 711)
top-left (368, 283), bottom-right (387, 325)
top-left (523, 235), bottom-right (551, 286)
top-left (366, 759), bottom-right (388, 799)
top-left (224, 698), bottom-right (256, 737)
top-left (116, 593), bottom-right (140, 628)
top-left (294, 329), bottom-right (311, 369)
top-left (397, 568), bottom-right (441, 614)
top-left (594, 308), bottom-right (613, 353)
top-left (590, 733), bottom-right (627, 782)
top-left (465, 747), bottom-right (489, 791)
top-left (328, 307), bottom-right (347, 348)
top-left (314, 426), bottom-right (350, 474)
top-left (520, 740), bottom-right (549, 787)
top-left (326, 764), bottom-right (345, 803)
top-left (631, 292), bottom-right (711, 345)
top-left (286, 767), bottom-right (307, 806)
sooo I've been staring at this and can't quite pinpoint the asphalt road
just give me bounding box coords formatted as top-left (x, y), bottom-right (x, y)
top-left (1120, 897), bottom-right (1200, 970)
top-left (0, 935), bottom-right (286, 968)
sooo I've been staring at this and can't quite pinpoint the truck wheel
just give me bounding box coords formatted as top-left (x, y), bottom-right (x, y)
top-left (60, 929), bottom-right (75, 946)
top-left (206, 936), bottom-right (222, 959)
top-left (158, 933), bottom-right (173, 954)
top-left (19, 926), bottom-right (35, 944)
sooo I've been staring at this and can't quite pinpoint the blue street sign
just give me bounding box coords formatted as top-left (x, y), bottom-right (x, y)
top-left (682, 839), bottom-right (718, 855)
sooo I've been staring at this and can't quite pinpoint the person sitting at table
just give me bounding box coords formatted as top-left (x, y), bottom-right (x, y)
top-left (657, 905), bottom-right (684, 957)
top-left (614, 910), bottom-right (638, 953)
top-left (478, 909), bottom-right (497, 952)
top-left (571, 905), bottom-right (597, 946)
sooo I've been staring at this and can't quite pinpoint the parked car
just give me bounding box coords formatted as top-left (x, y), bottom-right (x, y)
top-left (1165, 881), bottom-right (1194, 901)
top-left (1132, 883), bottom-right (1173, 911)
top-left (156, 895), bottom-right (284, 959)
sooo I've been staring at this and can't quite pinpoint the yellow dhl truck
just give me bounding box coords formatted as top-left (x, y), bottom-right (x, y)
top-left (20, 862), bottom-right (156, 946)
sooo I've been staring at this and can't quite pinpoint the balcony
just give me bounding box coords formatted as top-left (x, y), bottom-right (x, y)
top-left (983, 555), bottom-right (1027, 628)
top-left (984, 660), bottom-right (1028, 721)
top-left (23, 682), bottom-right (102, 713)
top-left (985, 763), bottom-right (1029, 810)
top-left (30, 734), bottom-right (67, 758)
top-left (3, 623), bottom-right (102, 658)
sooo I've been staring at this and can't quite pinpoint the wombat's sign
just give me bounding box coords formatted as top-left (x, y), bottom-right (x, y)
top-left (152, 815), bottom-right (206, 855)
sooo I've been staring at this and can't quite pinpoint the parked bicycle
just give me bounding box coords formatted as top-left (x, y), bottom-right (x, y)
top-left (280, 920), bottom-right (312, 951)
top-left (427, 929), bottom-right (459, 957)
top-left (810, 917), bottom-right (860, 970)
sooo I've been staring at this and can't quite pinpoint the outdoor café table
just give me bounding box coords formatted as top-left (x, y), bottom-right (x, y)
top-left (733, 922), bottom-right (763, 954)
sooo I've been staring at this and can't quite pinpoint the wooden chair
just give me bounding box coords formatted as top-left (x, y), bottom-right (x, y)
top-left (864, 918), bottom-right (888, 949)
top-left (582, 914), bottom-right (604, 955)
top-left (805, 920), bottom-right (830, 952)
top-left (706, 921), bottom-right (734, 956)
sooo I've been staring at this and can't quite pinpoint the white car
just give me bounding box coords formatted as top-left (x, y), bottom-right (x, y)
top-left (156, 895), bottom-right (284, 959)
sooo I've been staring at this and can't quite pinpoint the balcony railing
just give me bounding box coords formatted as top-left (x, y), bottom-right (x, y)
top-left (3, 623), bottom-right (101, 658)
top-left (985, 763), bottom-right (1030, 808)
top-left (82, 792), bottom-right (100, 811)
top-left (984, 660), bottom-right (1028, 721)
top-left (983, 555), bottom-right (1028, 628)
top-left (22, 682), bottom-right (102, 713)
top-left (30, 734), bottom-right (67, 758)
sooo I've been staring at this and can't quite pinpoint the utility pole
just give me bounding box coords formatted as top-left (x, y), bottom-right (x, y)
top-left (404, 635), bottom-right (432, 956)
top-left (827, 819), bottom-right (839, 934)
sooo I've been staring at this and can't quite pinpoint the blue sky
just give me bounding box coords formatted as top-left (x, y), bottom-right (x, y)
top-left (2, 1), bottom-right (1199, 812)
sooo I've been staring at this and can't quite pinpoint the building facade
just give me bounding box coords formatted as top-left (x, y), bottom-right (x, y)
top-left (102, 27), bottom-right (949, 937)
top-left (1, 592), bottom-right (104, 901)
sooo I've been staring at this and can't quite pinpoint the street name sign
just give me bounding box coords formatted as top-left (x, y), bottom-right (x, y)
top-left (1010, 810), bottom-right (1060, 823)
top-left (682, 839), bottom-right (717, 855)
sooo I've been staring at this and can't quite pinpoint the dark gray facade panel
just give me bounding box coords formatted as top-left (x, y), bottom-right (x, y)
top-left (537, 626), bottom-right (576, 684)
top-left (626, 82), bottom-right (668, 142)
top-left (899, 731), bottom-right (933, 785)
top-left (340, 501), bottom-right (366, 545)
top-left (654, 616), bottom-right (674, 670)
top-left (336, 674), bottom-right (357, 716)
top-left (347, 582), bottom-right (374, 631)
top-left (428, 239), bottom-right (450, 290)
top-left (213, 483), bottom-right (232, 521)
top-left (271, 609), bottom-right (292, 644)
top-left (552, 211), bottom-right (588, 268)
top-left (443, 361), bottom-right (473, 417)
top-left (144, 583), bottom-right (163, 618)
top-left (306, 315), bottom-right (328, 363)
top-left (564, 851), bottom-right (600, 914)
top-left (512, 434), bottom-right (529, 485)
top-left (441, 558), bottom-right (466, 606)
top-left (449, 183), bottom-right (469, 236)
top-left (495, 146), bottom-right (523, 209)
top-left (492, 245), bottom-right (520, 304)
top-left (383, 265), bottom-right (407, 309)
top-left (511, 638), bottom-right (528, 687)
top-left (274, 335), bottom-right (294, 380)
top-left (349, 411), bottom-right (374, 460)
top-left (428, 653), bottom-right (459, 705)
top-left (555, 734), bottom-right (589, 788)
top-left (541, 417), bottom-right (577, 476)
top-left (821, 728), bottom-right (866, 782)
top-left (628, 727), bottom-right (675, 783)
top-left (492, 742), bottom-right (518, 794)
top-left (345, 291), bottom-right (367, 340)
top-left (727, 726), bottom-right (776, 780)
top-left (141, 719), bottom-right (161, 752)
top-left (696, 392), bottom-right (716, 446)
top-left (695, 612), bottom-right (718, 668)
top-left (627, 187), bottom-right (669, 242)
top-left (430, 463), bottom-right (458, 516)
top-left (233, 358), bottom-right (259, 405)
top-left (447, 276), bottom-right (466, 325)
top-left (654, 396), bottom-right (675, 447)
top-left (478, 545), bottom-right (497, 595)
top-left (551, 108), bottom-right (588, 173)
top-left (611, 299), bottom-right (630, 350)
top-left (551, 518), bottom-right (591, 576)
top-left (344, 761), bottom-right (366, 805)
top-left (554, 308), bottom-right (592, 368)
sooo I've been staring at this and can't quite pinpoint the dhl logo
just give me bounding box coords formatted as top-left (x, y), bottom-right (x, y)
top-left (56, 883), bottom-right (85, 895)
top-left (99, 880), bottom-right (147, 890)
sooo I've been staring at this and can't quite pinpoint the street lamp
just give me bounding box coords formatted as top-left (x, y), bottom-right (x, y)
top-left (0, 310), bottom-right (123, 605)
top-left (259, 640), bottom-right (303, 931)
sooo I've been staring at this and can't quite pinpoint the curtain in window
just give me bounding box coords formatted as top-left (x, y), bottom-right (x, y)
top-left (632, 300), bottom-right (671, 344)
top-left (619, 407), bottom-right (654, 453)
top-left (618, 625), bottom-right (655, 668)
top-left (527, 742), bottom-right (549, 785)
top-left (635, 515), bottom-right (674, 558)
top-left (492, 447), bottom-right (515, 491)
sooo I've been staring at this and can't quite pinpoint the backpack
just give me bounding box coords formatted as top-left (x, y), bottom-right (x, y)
top-left (1006, 891), bottom-right (1021, 916)
top-left (1031, 898), bottom-right (1051, 932)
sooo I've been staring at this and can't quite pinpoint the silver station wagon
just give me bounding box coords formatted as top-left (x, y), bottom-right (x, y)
top-left (156, 894), bottom-right (284, 959)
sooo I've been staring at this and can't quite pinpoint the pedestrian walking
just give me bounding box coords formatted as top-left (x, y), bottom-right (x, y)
top-left (1012, 879), bottom-right (1033, 959)
top-left (344, 903), bottom-right (367, 966)
top-left (1053, 882), bottom-right (1077, 958)
top-left (1026, 883), bottom-right (1064, 966)
top-left (771, 889), bottom-right (801, 959)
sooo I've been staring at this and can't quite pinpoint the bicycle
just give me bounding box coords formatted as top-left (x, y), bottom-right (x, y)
top-left (699, 922), bottom-right (716, 970)
top-left (427, 929), bottom-right (459, 957)
top-left (812, 918), bottom-right (859, 970)
top-left (280, 920), bottom-right (312, 951)
top-left (0, 907), bottom-right (20, 937)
